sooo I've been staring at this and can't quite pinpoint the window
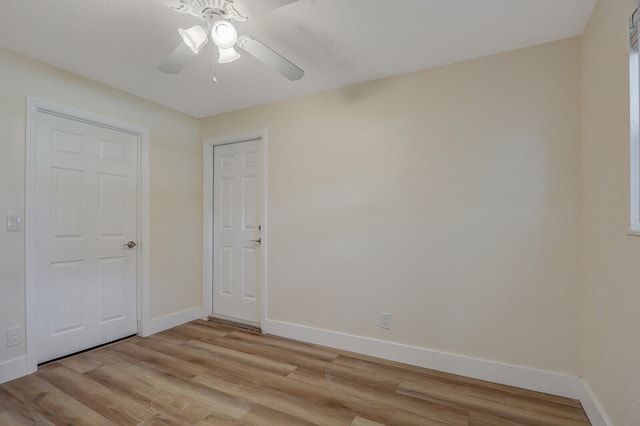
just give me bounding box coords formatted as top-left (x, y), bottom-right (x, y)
top-left (629, 7), bottom-right (640, 233)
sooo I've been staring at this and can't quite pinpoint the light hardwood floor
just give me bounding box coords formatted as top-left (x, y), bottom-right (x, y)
top-left (0, 319), bottom-right (590, 425)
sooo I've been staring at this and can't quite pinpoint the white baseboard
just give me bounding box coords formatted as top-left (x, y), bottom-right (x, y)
top-left (263, 318), bottom-right (609, 426)
top-left (0, 356), bottom-right (29, 384)
top-left (139, 306), bottom-right (202, 337)
top-left (578, 381), bottom-right (613, 426)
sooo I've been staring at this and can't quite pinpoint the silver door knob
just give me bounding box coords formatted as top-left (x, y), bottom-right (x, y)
top-left (250, 238), bottom-right (261, 244)
top-left (123, 241), bottom-right (137, 248)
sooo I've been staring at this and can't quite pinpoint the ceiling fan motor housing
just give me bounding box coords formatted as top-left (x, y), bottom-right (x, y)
top-left (173, 0), bottom-right (247, 21)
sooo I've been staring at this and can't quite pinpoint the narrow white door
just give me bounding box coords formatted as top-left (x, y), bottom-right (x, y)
top-left (213, 140), bottom-right (263, 323)
top-left (34, 111), bottom-right (138, 363)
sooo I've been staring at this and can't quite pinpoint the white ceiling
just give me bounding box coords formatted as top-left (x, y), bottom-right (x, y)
top-left (0, 0), bottom-right (597, 118)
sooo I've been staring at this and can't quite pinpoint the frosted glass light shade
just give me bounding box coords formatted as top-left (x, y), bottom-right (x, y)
top-left (179, 25), bottom-right (208, 54)
top-left (211, 20), bottom-right (238, 49)
top-left (217, 46), bottom-right (241, 63)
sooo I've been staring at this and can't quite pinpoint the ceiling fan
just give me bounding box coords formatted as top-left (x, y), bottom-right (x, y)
top-left (159, 0), bottom-right (304, 82)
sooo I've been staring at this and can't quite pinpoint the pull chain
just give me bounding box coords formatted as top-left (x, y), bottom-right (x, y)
top-left (209, 38), bottom-right (218, 83)
top-left (205, 12), bottom-right (218, 83)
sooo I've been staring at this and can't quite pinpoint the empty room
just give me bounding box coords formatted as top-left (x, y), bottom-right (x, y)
top-left (0, 0), bottom-right (638, 425)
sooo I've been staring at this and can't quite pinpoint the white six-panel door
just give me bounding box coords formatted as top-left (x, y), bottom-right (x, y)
top-left (34, 111), bottom-right (138, 363)
top-left (213, 140), bottom-right (263, 323)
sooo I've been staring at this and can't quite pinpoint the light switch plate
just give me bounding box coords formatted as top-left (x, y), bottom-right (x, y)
top-left (7, 214), bottom-right (23, 231)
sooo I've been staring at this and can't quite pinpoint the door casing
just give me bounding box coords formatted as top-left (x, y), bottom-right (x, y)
top-left (203, 130), bottom-right (268, 326)
top-left (25, 97), bottom-right (150, 373)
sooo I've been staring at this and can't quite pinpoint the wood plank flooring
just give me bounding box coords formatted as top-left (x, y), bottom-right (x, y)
top-left (0, 319), bottom-right (590, 425)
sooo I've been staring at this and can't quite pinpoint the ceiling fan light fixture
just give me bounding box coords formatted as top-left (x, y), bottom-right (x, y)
top-left (211, 19), bottom-right (238, 49)
top-left (179, 25), bottom-right (208, 53)
top-left (159, 0), bottom-right (305, 81)
top-left (217, 46), bottom-right (241, 63)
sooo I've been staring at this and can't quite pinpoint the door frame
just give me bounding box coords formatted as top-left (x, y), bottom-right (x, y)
top-left (203, 130), bottom-right (268, 326)
top-left (25, 97), bottom-right (150, 373)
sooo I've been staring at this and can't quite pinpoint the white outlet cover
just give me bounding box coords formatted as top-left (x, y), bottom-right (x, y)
top-left (7, 327), bottom-right (23, 347)
top-left (380, 312), bottom-right (391, 329)
top-left (7, 214), bottom-right (23, 231)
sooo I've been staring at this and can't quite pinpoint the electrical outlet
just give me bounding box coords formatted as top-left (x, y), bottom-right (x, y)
top-left (6, 214), bottom-right (23, 231)
top-left (380, 312), bottom-right (391, 329)
top-left (7, 327), bottom-right (23, 347)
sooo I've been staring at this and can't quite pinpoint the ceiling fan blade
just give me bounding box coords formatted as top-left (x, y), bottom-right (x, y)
top-left (233, 0), bottom-right (300, 19)
top-left (158, 42), bottom-right (197, 74)
top-left (237, 36), bottom-right (304, 81)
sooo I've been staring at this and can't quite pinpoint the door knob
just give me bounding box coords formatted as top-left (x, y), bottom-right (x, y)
top-left (122, 241), bottom-right (137, 248)
top-left (250, 238), bottom-right (261, 244)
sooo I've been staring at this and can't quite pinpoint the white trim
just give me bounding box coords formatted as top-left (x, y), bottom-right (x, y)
top-left (627, 229), bottom-right (640, 236)
top-left (263, 318), bottom-right (609, 426)
top-left (630, 46), bottom-right (640, 232)
top-left (202, 130), bottom-right (268, 325)
top-left (140, 306), bottom-right (202, 336)
top-left (25, 97), bottom-right (150, 372)
top-left (263, 319), bottom-right (580, 396)
top-left (578, 381), bottom-right (613, 426)
top-left (25, 98), bottom-right (39, 376)
top-left (138, 120), bottom-right (151, 338)
top-left (203, 141), bottom-right (214, 318)
top-left (0, 356), bottom-right (29, 384)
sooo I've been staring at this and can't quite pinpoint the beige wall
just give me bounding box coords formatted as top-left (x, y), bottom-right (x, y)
top-left (201, 38), bottom-right (582, 373)
top-left (0, 47), bottom-right (202, 365)
top-left (581, 0), bottom-right (640, 424)
top-left (3, 4), bottom-right (637, 421)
